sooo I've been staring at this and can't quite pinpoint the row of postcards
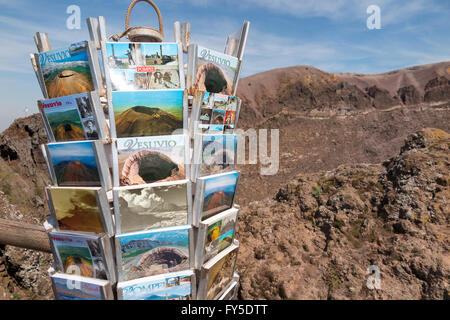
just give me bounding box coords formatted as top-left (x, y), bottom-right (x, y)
top-left (33, 34), bottom-right (246, 300)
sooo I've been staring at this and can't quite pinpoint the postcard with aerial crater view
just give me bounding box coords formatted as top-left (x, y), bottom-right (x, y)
top-left (115, 135), bottom-right (188, 187)
top-left (105, 42), bottom-right (183, 91)
top-left (111, 89), bottom-right (185, 138)
top-left (117, 270), bottom-right (194, 300)
top-left (114, 180), bottom-right (191, 234)
top-left (116, 225), bottom-right (191, 281)
top-left (38, 41), bottom-right (95, 99)
top-left (46, 187), bottom-right (112, 235)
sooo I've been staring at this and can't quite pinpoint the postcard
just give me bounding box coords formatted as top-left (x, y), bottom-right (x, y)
top-left (119, 271), bottom-right (193, 300)
top-left (206, 246), bottom-right (238, 300)
top-left (50, 233), bottom-right (108, 280)
top-left (117, 226), bottom-right (190, 281)
top-left (115, 181), bottom-right (189, 233)
top-left (201, 172), bottom-right (239, 221)
top-left (204, 210), bottom-right (238, 263)
top-left (200, 134), bottom-right (238, 176)
top-left (194, 46), bottom-right (238, 95)
top-left (39, 93), bottom-right (100, 141)
top-left (51, 274), bottom-right (108, 300)
top-left (112, 90), bottom-right (184, 138)
top-left (106, 43), bottom-right (181, 91)
top-left (211, 109), bottom-right (226, 125)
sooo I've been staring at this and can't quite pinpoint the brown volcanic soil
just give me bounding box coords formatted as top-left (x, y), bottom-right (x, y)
top-left (236, 129), bottom-right (449, 299)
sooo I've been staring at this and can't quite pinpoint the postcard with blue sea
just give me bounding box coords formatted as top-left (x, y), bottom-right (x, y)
top-left (48, 141), bottom-right (100, 187)
top-left (118, 226), bottom-right (190, 281)
top-left (112, 90), bottom-right (184, 138)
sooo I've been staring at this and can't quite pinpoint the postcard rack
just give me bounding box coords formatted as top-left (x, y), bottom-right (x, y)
top-left (30, 5), bottom-right (249, 300)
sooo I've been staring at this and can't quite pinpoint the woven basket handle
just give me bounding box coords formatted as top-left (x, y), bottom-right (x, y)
top-left (125, 0), bottom-right (164, 36)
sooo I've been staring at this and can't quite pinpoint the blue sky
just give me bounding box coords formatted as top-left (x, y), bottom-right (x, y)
top-left (0, 0), bottom-right (449, 130)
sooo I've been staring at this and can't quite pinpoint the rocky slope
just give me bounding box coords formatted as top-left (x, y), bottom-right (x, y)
top-left (235, 62), bottom-right (450, 205)
top-left (236, 128), bottom-right (449, 300)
